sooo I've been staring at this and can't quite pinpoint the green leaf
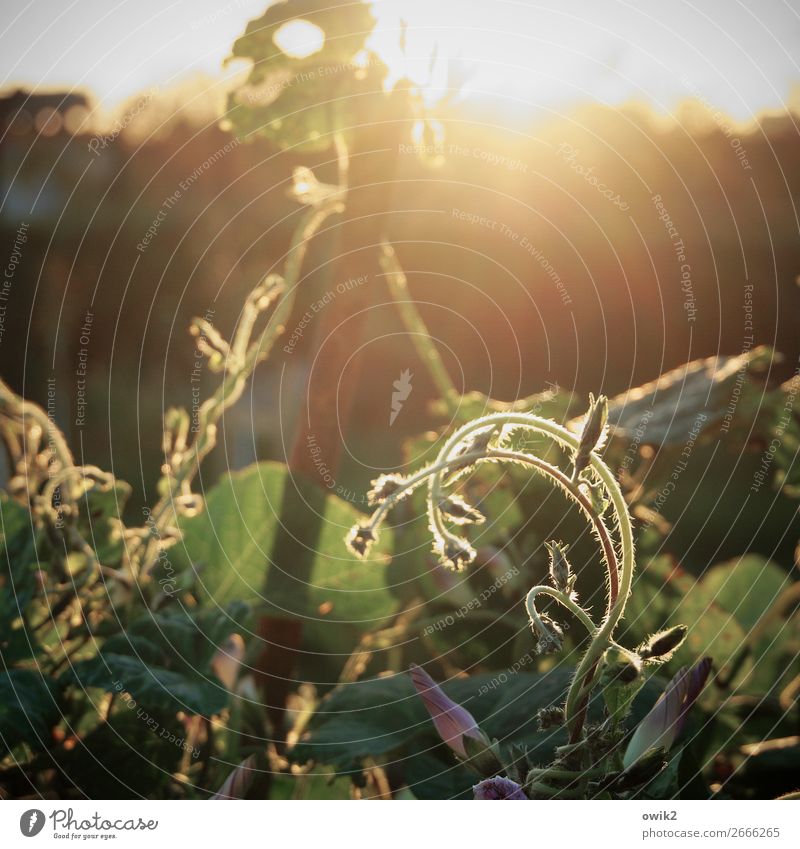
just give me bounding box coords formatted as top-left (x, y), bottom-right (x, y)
top-left (76, 477), bottom-right (131, 565)
top-left (0, 669), bottom-right (60, 754)
top-left (743, 615), bottom-right (800, 697)
top-left (65, 603), bottom-right (246, 716)
top-left (672, 588), bottom-right (747, 672)
top-left (225, 0), bottom-right (383, 152)
top-left (55, 708), bottom-right (189, 798)
top-left (623, 555), bottom-right (795, 693)
top-left (696, 556), bottom-right (795, 694)
top-left (698, 555), bottom-right (790, 631)
top-left (400, 748), bottom-right (474, 799)
top-left (604, 347), bottom-right (772, 446)
top-left (603, 677), bottom-right (646, 725)
top-left (434, 387), bottom-right (574, 427)
top-left (292, 672), bottom-right (426, 771)
top-left (170, 462), bottom-right (398, 640)
top-left (624, 556), bottom-right (748, 673)
top-left (634, 744), bottom-right (709, 800)
top-left (0, 495), bottom-right (40, 663)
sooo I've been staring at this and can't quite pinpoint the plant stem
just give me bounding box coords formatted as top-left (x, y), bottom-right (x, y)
top-left (257, 111), bottom-right (409, 740)
top-left (423, 411), bottom-right (635, 745)
top-left (135, 200), bottom-right (341, 578)
top-left (527, 765), bottom-right (606, 780)
top-left (526, 584), bottom-right (597, 637)
top-left (367, 449), bottom-right (490, 529)
top-left (380, 239), bottom-right (460, 415)
top-left (524, 779), bottom-right (583, 798)
top-left (406, 424), bottom-right (620, 611)
top-left (487, 448), bottom-right (619, 612)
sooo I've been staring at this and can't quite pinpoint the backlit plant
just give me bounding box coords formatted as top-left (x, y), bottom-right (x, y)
top-left (347, 394), bottom-right (711, 798)
top-left (4, 0), bottom-right (799, 804)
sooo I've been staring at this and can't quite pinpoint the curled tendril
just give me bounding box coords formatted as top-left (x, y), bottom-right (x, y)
top-left (347, 397), bottom-right (642, 750)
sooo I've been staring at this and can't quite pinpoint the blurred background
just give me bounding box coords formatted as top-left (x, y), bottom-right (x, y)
top-left (3, 1), bottom-right (800, 557)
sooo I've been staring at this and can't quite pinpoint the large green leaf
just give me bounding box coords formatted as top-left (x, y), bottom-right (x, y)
top-left (76, 477), bottom-right (131, 565)
top-left (628, 558), bottom-right (747, 673)
top-left (65, 603), bottom-right (246, 716)
top-left (225, 0), bottom-right (383, 151)
top-left (170, 461), bottom-right (398, 637)
top-left (603, 347), bottom-right (772, 446)
top-left (698, 556), bottom-right (789, 631)
top-left (434, 387), bottom-right (575, 427)
top-left (399, 750), bottom-right (475, 800)
top-left (697, 556), bottom-right (797, 695)
top-left (624, 555), bottom-right (795, 692)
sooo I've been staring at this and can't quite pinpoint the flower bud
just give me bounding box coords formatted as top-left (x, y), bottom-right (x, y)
top-left (473, 776), bottom-right (528, 800)
top-left (536, 705), bottom-right (565, 730)
top-left (410, 664), bottom-right (489, 759)
top-left (532, 614), bottom-right (565, 655)
top-left (601, 646), bottom-right (643, 685)
top-left (623, 657), bottom-right (712, 769)
top-left (440, 537), bottom-right (476, 571)
top-left (439, 495), bottom-right (486, 525)
top-left (212, 754), bottom-right (258, 799)
top-left (346, 524), bottom-right (377, 558)
top-left (367, 473), bottom-right (406, 506)
top-left (639, 625), bottom-right (688, 660)
top-left (573, 393), bottom-right (608, 480)
top-left (463, 735), bottom-right (505, 777)
top-left (545, 540), bottom-right (576, 597)
top-left (289, 166), bottom-right (344, 207)
top-left (463, 424), bottom-right (501, 455)
top-left (578, 476), bottom-right (609, 516)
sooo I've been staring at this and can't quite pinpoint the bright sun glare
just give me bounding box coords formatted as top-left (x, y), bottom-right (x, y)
top-left (367, 0), bottom-right (795, 119)
top-left (1, 0), bottom-right (797, 119)
top-left (272, 19), bottom-right (326, 60)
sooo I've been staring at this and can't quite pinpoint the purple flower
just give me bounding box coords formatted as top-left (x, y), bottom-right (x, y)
top-left (410, 664), bottom-right (489, 758)
top-left (623, 657), bottom-right (712, 769)
top-left (211, 633), bottom-right (245, 691)
top-left (473, 776), bottom-right (528, 800)
top-left (211, 754), bottom-right (257, 800)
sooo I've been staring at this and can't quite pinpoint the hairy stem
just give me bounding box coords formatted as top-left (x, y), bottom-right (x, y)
top-left (367, 449), bottom-right (490, 529)
top-left (526, 585), bottom-right (597, 638)
top-left (487, 448), bottom-right (619, 612)
top-left (424, 412), bottom-right (634, 744)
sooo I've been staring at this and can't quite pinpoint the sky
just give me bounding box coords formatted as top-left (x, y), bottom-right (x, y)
top-left (2, 0), bottom-right (799, 120)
